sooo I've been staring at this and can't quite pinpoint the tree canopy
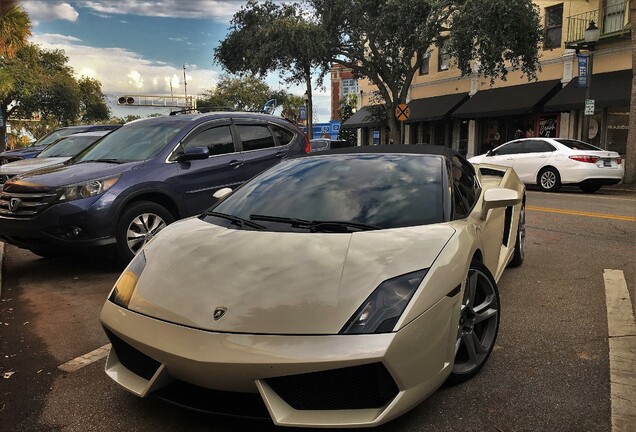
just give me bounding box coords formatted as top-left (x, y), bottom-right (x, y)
top-left (310, 0), bottom-right (542, 143)
top-left (1, 44), bottom-right (110, 151)
top-left (197, 74), bottom-right (282, 112)
top-left (0, 0), bottom-right (31, 59)
top-left (215, 0), bottom-right (330, 138)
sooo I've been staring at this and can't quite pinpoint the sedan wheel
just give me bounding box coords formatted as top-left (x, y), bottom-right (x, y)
top-left (538, 167), bottom-right (561, 192)
top-left (448, 261), bottom-right (500, 384)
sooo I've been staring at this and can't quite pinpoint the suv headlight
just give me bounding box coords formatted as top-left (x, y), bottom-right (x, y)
top-left (58, 175), bottom-right (120, 202)
top-left (340, 269), bottom-right (428, 334)
top-left (109, 251), bottom-right (146, 309)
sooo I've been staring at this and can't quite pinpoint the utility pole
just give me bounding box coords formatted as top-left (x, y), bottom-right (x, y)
top-left (183, 65), bottom-right (188, 108)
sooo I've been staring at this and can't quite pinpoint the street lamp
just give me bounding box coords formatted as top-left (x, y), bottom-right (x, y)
top-left (581, 20), bottom-right (600, 142)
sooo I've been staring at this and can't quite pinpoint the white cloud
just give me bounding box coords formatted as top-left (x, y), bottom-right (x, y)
top-left (81, 0), bottom-right (244, 20)
top-left (30, 33), bottom-right (220, 98)
top-left (21, 1), bottom-right (79, 24)
top-left (36, 33), bottom-right (82, 43)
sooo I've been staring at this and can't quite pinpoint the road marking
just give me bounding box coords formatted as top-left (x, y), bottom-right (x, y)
top-left (603, 269), bottom-right (636, 432)
top-left (528, 206), bottom-right (636, 222)
top-left (527, 191), bottom-right (635, 202)
top-left (58, 344), bottom-right (111, 373)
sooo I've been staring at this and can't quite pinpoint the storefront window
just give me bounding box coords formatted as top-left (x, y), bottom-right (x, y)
top-left (538, 115), bottom-right (559, 138)
top-left (606, 107), bottom-right (629, 155)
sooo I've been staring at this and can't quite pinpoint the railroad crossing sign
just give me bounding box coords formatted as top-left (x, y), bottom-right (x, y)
top-left (395, 103), bottom-right (410, 122)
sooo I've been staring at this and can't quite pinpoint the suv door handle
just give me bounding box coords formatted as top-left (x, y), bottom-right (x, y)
top-left (275, 151), bottom-right (287, 159)
top-left (228, 160), bottom-right (244, 168)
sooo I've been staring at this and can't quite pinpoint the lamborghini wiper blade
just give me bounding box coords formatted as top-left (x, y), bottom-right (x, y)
top-left (205, 211), bottom-right (265, 230)
top-left (250, 214), bottom-right (379, 232)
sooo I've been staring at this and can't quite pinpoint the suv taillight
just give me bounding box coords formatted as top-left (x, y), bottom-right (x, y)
top-left (569, 155), bottom-right (599, 163)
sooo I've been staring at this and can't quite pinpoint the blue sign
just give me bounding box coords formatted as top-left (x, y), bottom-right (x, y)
top-left (577, 55), bottom-right (589, 88)
top-left (299, 106), bottom-right (307, 120)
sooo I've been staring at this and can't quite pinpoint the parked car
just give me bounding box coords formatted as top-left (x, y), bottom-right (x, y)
top-left (0, 113), bottom-right (308, 262)
top-left (0, 130), bottom-right (113, 186)
top-left (0, 124), bottom-right (120, 165)
top-left (309, 138), bottom-right (355, 152)
top-left (100, 145), bottom-right (525, 427)
top-left (469, 138), bottom-right (624, 193)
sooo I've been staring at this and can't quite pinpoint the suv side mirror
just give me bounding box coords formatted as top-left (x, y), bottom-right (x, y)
top-left (480, 188), bottom-right (521, 220)
top-left (178, 146), bottom-right (210, 161)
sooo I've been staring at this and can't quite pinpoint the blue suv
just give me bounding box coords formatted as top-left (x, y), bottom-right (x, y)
top-left (0, 112), bottom-right (308, 262)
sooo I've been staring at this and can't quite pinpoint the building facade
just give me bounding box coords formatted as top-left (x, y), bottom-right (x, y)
top-left (342, 0), bottom-right (632, 157)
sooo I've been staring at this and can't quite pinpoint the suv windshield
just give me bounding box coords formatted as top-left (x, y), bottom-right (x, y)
top-left (38, 136), bottom-right (100, 158)
top-left (75, 120), bottom-right (186, 162)
top-left (211, 153), bottom-right (444, 230)
top-left (32, 128), bottom-right (77, 148)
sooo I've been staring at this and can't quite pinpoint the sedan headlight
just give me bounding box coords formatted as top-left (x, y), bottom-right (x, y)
top-left (58, 175), bottom-right (119, 202)
top-left (340, 269), bottom-right (428, 334)
top-left (109, 251), bottom-right (146, 308)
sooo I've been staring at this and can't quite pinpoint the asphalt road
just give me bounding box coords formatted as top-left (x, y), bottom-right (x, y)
top-left (1, 188), bottom-right (634, 432)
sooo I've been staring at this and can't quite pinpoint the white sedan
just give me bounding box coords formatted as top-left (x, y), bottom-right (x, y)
top-left (469, 138), bottom-right (624, 193)
top-left (100, 145), bottom-right (525, 428)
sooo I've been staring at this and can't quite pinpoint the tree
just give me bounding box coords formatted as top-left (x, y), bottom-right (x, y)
top-left (0, 44), bottom-right (97, 151)
top-left (625, 1), bottom-right (636, 184)
top-left (310, 0), bottom-right (542, 144)
top-left (78, 77), bottom-right (110, 123)
top-left (0, 0), bottom-right (31, 59)
top-left (198, 74), bottom-right (278, 112)
top-left (215, 0), bottom-right (330, 139)
top-left (338, 92), bottom-right (358, 146)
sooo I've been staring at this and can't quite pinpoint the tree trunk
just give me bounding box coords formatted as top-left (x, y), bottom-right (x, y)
top-left (0, 105), bottom-right (7, 153)
top-left (305, 72), bottom-right (313, 140)
top-left (386, 103), bottom-right (400, 144)
top-left (624, 2), bottom-right (636, 184)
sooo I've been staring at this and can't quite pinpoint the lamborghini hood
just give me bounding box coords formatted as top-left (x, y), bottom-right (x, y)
top-left (125, 218), bottom-right (455, 335)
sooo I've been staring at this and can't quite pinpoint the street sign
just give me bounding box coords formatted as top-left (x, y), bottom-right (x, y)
top-left (395, 103), bottom-right (410, 122)
top-left (299, 105), bottom-right (307, 120)
top-left (584, 99), bottom-right (595, 115)
top-left (577, 55), bottom-right (589, 88)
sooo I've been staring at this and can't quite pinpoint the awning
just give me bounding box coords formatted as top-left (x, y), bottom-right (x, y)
top-left (405, 93), bottom-right (469, 123)
top-left (544, 69), bottom-right (632, 112)
top-left (452, 79), bottom-right (562, 119)
top-left (341, 105), bottom-right (386, 129)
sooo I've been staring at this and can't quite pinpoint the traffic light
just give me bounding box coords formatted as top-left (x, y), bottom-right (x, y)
top-left (117, 96), bottom-right (135, 105)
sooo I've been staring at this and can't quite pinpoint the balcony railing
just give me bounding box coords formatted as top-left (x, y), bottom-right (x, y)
top-left (565, 1), bottom-right (631, 48)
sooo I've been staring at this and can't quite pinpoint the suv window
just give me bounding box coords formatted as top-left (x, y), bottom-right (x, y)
top-left (523, 140), bottom-right (555, 153)
top-left (237, 125), bottom-right (276, 151)
top-left (271, 124), bottom-right (295, 146)
top-left (185, 125), bottom-right (235, 155)
top-left (495, 141), bottom-right (522, 155)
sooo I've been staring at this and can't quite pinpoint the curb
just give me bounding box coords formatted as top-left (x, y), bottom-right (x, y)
top-left (0, 242), bottom-right (4, 298)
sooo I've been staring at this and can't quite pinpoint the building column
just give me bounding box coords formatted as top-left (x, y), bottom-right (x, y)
top-left (467, 120), bottom-right (477, 158)
top-left (452, 121), bottom-right (460, 151)
top-left (559, 112), bottom-right (571, 138)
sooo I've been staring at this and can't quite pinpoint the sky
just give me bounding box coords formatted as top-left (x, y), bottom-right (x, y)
top-left (20, 0), bottom-right (331, 120)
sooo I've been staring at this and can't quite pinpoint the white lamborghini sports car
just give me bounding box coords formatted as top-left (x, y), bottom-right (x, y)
top-left (100, 145), bottom-right (526, 428)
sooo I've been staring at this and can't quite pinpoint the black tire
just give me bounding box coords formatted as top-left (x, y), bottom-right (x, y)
top-left (537, 167), bottom-right (561, 192)
top-left (115, 201), bottom-right (174, 264)
top-left (508, 201), bottom-right (526, 268)
top-left (579, 183), bottom-right (602, 193)
top-left (447, 261), bottom-right (500, 385)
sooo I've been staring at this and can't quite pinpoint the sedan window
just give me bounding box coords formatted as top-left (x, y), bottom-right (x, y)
top-left (523, 140), bottom-right (556, 153)
top-left (554, 139), bottom-right (603, 151)
top-left (494, 142), bottom-right (522, 155)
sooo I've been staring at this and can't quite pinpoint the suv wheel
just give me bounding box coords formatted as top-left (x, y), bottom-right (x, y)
top-left (116, 201), bottom-right (174, 263)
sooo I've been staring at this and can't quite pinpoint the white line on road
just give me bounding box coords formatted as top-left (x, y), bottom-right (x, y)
top-left (604, 269), bottom-right (636, 432)
top-left (58, 344), bottom-right (112, 373)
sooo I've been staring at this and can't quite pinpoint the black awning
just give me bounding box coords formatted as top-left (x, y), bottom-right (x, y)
top-left (341, 105), bottom-right (386, 129)
top-left (452, 80), bottom-right (562, 119)
top-left (405, 93), bottom-right (469, 123)
top-left (544, 69), bottom-right (632, 112)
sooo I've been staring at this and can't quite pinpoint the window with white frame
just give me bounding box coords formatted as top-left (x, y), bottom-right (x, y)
top-left (438, 39), bottom-right (451, 71)
top-left (418, 49), bottom-right (431, 75)
top-left (341, 78), bottom-right (358, 98)
top-left (544, 3), bottom-right (563, 49)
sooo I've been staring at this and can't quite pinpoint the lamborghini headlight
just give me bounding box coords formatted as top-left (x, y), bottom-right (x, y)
top-left (340, 269), bottom-right (428, 334)
top-left (109, 251), bottom-right (146, 309)
top-left (58, 175), bottom-right (120, 202)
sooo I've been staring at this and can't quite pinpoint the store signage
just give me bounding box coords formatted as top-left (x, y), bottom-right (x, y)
top-left (577, 55), bottom-right (589, 88)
